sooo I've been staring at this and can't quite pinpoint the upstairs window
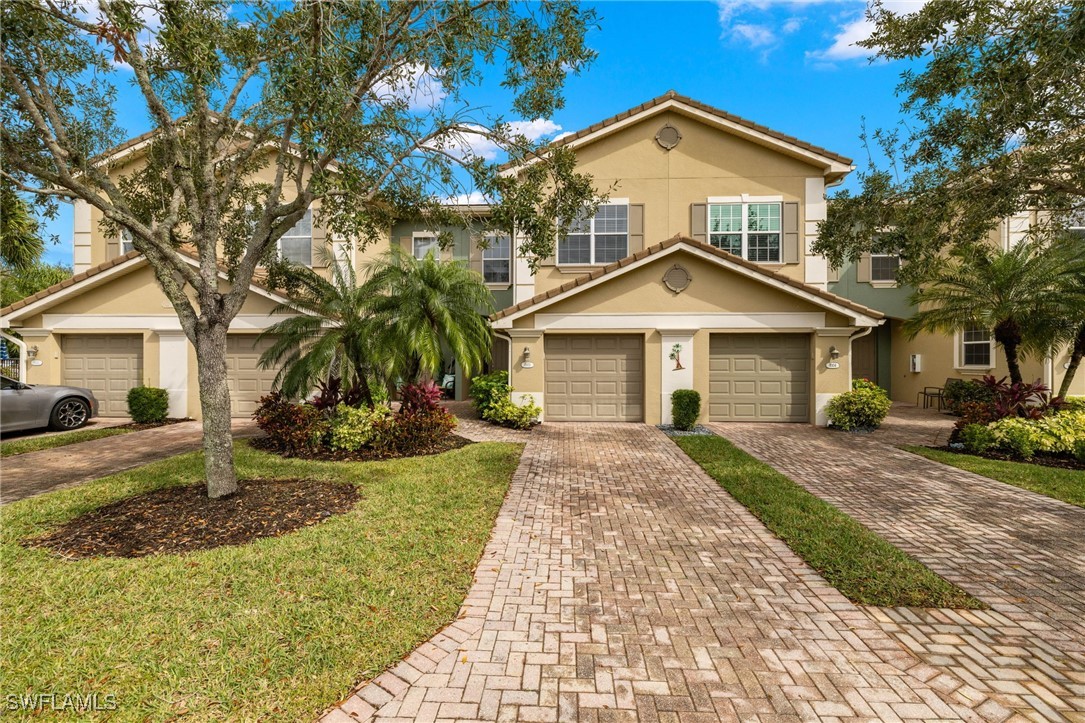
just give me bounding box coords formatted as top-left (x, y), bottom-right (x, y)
top-left (961, 326), bottom-right (993, 367)
top-left (279, 210), bottom-right (312, 266)
top-left (413, 234), bottom-right (439, 260)
top-left (708, 202), bottom-right (781, 263)
top-left (482, 235), bottom-right (511, 284)
top-left (558, 203), bottom-right (628, 265)
top-left (120, 228), bottom-right (135, 254)
top-left (870, 253), bottom-right (901, 282)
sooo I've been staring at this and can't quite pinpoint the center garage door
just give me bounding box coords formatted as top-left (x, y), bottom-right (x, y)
top-left (225, 334), bottom-right (280, 417)
top-left (544, 334), bottom-right (644, 421)
top-left (62, 334), bottom-right (143, 417)
top-left (709, 334), bottom-right (810, 422)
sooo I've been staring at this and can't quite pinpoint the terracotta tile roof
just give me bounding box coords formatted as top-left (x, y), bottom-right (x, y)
top-left (499, 90), bottom-right (853, 171)
top-left (0, 250), bottom-right (143, 317)
top-left (490, 235), bottom-right (885, 322)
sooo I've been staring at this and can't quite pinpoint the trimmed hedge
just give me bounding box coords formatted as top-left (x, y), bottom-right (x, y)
top-left (127, 386), bottom-right (169, 424)
top-left (671, 389), bottom-right (701, 431)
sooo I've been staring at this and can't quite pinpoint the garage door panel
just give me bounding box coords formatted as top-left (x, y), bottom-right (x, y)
top-left (709, 334), bottom-right (809, 422)
top-left (226, 335), bottom-right (279, 417)
top-left (544, 334), bottom-right (643, 422)
top-left (62, 334), bottom-right (143, 417)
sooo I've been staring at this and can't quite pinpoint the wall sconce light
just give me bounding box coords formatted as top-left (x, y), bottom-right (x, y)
top-left (828, 346), bottom-right (840, 360)
top-left (520, 346), bottom-right (534, 369)
top-left (522, 347), bottom-right (531, 360)
top-left (27, 345), bottom-right (39, 359)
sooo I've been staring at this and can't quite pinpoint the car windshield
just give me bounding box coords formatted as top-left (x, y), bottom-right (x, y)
top-left (0, 376), bottom-right (21, 390)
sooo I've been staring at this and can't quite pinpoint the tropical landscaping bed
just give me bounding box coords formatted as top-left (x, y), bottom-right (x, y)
top-left (1, 440), bottom-right (520, 721)
top-left (675, 434), bottom-right (984, 609)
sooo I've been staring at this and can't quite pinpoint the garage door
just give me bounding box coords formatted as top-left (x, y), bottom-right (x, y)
top-left (226, 335), bottom-right (279, 417)
top-left (544, 334), bottom-right (643, 421)
top-left (62, 334), bottom-right (143, 417)
top-left (709, 334), bottom-right (809, 422)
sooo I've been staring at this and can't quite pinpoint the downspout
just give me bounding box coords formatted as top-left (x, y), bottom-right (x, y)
top-left (1, 331), bottom-right (28, 382)
top-left (848, 323), bottom-right (877, 383)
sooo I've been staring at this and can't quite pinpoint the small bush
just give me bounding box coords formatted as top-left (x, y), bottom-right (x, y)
top-left (329, 404), bottom-right (395, 451)
top-left (959, 423), bottom-right (996, 454)
top-left (127, 386), bottom-right (169, 424)
top-left (851, 378), bottom-right (888, 395)
top-left (988, 410), bottom-right (1085, 457)
top-left (1064, 397), bottom-right (1085, 413)
top-left (400, 380), bottom-right (443, 414)
top-left (483, 395), bottom-right (541, 430)
top-left (470, 371), bottom-right (510, 417)
top-left (954, 400), bottom-right (1002, 431)
top-left (1074, 439), bottom-right (1085, 463)
top-left (252, 392), bottom-right (329, 456)
top-left (310, 376), bottom-right (367, 412)
top-left (825, 387), bottom-right (892, 431)
top-left (998, 424), bottom-right (1038, 460)
top-left (943, 379), bottom-right (994, 415)
top-left (392, 407), bottom-right (458, 451)
top-left (671, 389), bottom-right (701, 431)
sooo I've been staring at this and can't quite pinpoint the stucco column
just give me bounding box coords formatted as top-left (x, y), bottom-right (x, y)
top-left (659, 330), bottom-right (695, 425)
top-left (72, 200), bottom-right (93, 274)
top-left (17, 329), bottom-right (60, 385)
top-left (157, 330), bottom-right (189, 418)
top-left (813, 328), bottom-right (855, 426)
top-left (505, 329), bottom-right (544, 415)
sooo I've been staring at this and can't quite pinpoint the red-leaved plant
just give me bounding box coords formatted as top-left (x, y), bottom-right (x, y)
top-left (399, 380), bottom-right (444, 414)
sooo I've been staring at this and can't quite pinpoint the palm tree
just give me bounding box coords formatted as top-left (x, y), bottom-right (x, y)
top-left (904, 240), bottom-right (1078, 384)
top-left (365, 247), bottom-right (495, 383)
top-left (0, 183), bottom-right (44, 270)
top-left (1026, 237), bottom-right (1085, 397)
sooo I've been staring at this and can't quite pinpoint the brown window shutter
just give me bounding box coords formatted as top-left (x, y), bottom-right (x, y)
top-left (107, 240), bottom-right (119, 259)
top-left (783, 201), bottom-right (800, 264)
top-left (628, 204), bottom-right (645, 253)
top-left (827, 265), bottom-right (841, 283)
top-left (399, 236), bottom-right (412, 254)
top-left (857, 253), bottom-right (872, 283)
top-left (690, 203), bottom-right (707, 243)
top-left (468, 238), bottom-right (484, 276)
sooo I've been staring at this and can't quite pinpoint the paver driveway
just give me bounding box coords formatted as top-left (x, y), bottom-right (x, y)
top-left (323, 424), bottom-right (1008, 723)
top-left (715, 419), bottom-right (1085, 722)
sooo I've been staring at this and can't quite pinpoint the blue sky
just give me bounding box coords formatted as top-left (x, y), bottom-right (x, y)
top-left (37, 0), bottom-right (925, 267)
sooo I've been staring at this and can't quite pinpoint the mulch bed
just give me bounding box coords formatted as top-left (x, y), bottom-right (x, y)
top-left (249, 434), bottom-right (473, 462)
top-left (931, 445), bottom-right (1085, 471)
top-left (116, 417), bottom-right (190, 431)
top-left (28, 478), bottom-right (359, 559)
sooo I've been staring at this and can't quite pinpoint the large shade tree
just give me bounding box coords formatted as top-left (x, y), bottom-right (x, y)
top-left (2, 0), bottom-right (600, 497)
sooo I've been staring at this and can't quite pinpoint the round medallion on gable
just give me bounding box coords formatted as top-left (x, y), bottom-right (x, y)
top-left (663, 264), bottom-right (692, 293)
top-left (655, 123), bottom-right (682, 150)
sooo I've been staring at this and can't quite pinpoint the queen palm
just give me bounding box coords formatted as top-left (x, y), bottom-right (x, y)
top-left (904, 239), bottom-right (1079, 385)
top-left (1, 183), bottom-right (44, 270)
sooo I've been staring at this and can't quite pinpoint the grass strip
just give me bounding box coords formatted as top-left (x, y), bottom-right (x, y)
top-left (675, 434), bottom-right (984, 609)
top-left (1, 440), bottom-right (521, 722)
top-left (0, 426), bottom-right (134, 457)
top-left (904, 445), bottom-right (1084, 508)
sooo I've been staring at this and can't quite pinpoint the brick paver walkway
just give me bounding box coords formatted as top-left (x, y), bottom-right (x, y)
top-left (714, 411), bottom-right (1085, 722)
top-left (0, 419), bottom-right (259, 503)
top-left (323, 424), bottom-right (1012, 723)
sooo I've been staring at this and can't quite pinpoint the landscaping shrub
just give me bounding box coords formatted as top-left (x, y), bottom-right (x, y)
top-left (1064, 397), bottom-right (1085, 413)
top-left (851, 378), bottom-right (888, 395)
top-left (671, 389), bottom-right (701, 431)
top-left (329, 404), bottom-right (395, 451)
top-left (483, 395), bottom-right (541, 430)
top-left (310, 376), bottom-right (367, 412)
top-left (252, 392), bottom-right (329, 455)
top-left (127, 386), bottom-right (169, 424)
top-left (400, 380), bottom-right (443, 413)
top-left (825, 383), bottom-right (892, 431)
top-left (393, 407), bottom-right (459, 451)
top-left (959, 423), bottom-right (996, 454)
top-left (1075, 439), bottom-right (1085, 463)
top-left (988, 410), bottom-right (1085, 457)
top-left (470, 371), bottom-right (510, 417)
top-left (943, 379), bottom-right (994, 415)
top-left (994, 423), bottom-right (1038, 460)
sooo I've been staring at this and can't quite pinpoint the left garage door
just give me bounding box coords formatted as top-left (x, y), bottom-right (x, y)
top-left (226, 334), bottom-right (280, 417)
top-left (62, 334), bottom-right (143, 417)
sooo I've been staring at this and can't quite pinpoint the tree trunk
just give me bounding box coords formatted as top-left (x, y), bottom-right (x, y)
top-left (194, 322), bottom-right (238, 499)
top-left (1057, 322), bottom-right (1085, 399)
top-left (995, 320), bottom-right (1024, 385)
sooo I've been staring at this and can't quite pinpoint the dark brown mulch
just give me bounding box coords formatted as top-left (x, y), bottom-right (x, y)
top-left (249, 434), bottom-right (473, 462)
top-left (118, 417), bottom-right (190, 431)
top-left (28, 478), bottom-right (359, 559)
top-left (931, 445), bottom-right (1085, 471)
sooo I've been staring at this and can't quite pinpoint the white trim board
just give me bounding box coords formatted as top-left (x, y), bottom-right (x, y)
top-left (42, 314), bottom-right (291, 331)
top-left (534, 312), bottom-right (826, 330)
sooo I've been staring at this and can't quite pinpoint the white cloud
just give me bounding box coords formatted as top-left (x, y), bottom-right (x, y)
top-left (806, 1), bottom-right (931, 63)
top-left (732, 23), bottom-right (777, 47)
top-left (370, 63), bottom-right (447, 112)
top-left (428, 119), bottom-right (564, 162)
top-left (782, 17), bottom-right (803, 33)
top-left (444, 190), bottom-right (493, 205)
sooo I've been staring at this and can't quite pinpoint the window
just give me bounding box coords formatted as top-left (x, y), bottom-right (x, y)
top-left (708, 202), bottom-right (781, 262)
top-left (557, 204), bottom-right (628, 265)
top-left (870, 253), bottom-right (900, 282)
top-left (279, 210), bottom-right (312, 266)
top-left (961, 326), bottom-right (993, 367)
top-left (413, 234), bottom-right (439, 260)
top-left (482, 235), bottom-right (511, 284)
top-left (1069, 209), bottom-right (1085, 240)
top-left (120, 228), bottom-right (135, 254)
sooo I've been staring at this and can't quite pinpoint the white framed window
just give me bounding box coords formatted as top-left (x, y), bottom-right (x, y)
top-left (482, 235), bottom-right (511, 284)
top-left (120, 228), bottom-right (135, 254)
top-left (279, 210), bottom-right (312, 266)
top-left (708, 202), bottom-right (781, 263)
top-left (960, 326), bottom-right (993, 368)
top-left (557, 203), bottom-right (628, 265)
top-left (413, 233), bottom-right (439, 260)
top-left (870, 253), bottom-right (900, 282)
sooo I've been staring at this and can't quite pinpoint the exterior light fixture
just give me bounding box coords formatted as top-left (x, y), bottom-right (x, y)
top-left (829, 346), bottom-right (840, 360)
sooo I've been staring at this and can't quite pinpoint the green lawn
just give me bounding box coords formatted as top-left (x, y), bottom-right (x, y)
top-left (904, 445), bottom-right (1085, 508)
top-left (0, 426), bottom-right (134, 457)
top-left (675, 434), bottom-right (984, 609)
top-left (0, 440), bottom-right (520, 722)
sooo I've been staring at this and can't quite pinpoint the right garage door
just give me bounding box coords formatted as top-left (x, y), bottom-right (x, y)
top-left (709, 334), bottom-right (810, 422)
top-left (225, 334), bottom-right (280, 417)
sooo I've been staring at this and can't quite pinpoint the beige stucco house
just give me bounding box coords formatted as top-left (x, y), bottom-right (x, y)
top-left (2, 91), bottom-right (1079, 425)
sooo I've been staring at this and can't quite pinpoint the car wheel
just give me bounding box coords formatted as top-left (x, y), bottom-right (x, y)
top-left (50, 397), bottom-right (90, 430)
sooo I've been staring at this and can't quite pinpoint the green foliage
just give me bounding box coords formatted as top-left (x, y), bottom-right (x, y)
top-left (1064, 397), bottom-right (1085, 413)
top-left (0, 182), bottom-right (44, 270)
top-left (126, 386), bottom-right (169, 424)
top-left (470, 371), bottom-right (511, 417)
top-left (851, 378), bottom-right (886, 394)
top-left (329, 404), bottom-right (395, 452)
top-left (825, 386), bottom-right (892, 432)
top-left (394, 408), bottom-right (459, 451)
top-left (252, 393), bottom-right (329, 456)
top-left (988, 411), bottom-right (1085, 458)
top-left (1, 261), bottom-right (71, 308)
top-left (670, 389), bottom-right (701, 431)
top-left (1074, 440), bottom-right (1085, 464)
top-left (959, 424), bottom-right (996, 455)
top-left (995, 424), bottom-right (1038, 460)
top-left (943, 379), bottom-right (995, 415)
top-left (482, 395), bottom-right (540, 430)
